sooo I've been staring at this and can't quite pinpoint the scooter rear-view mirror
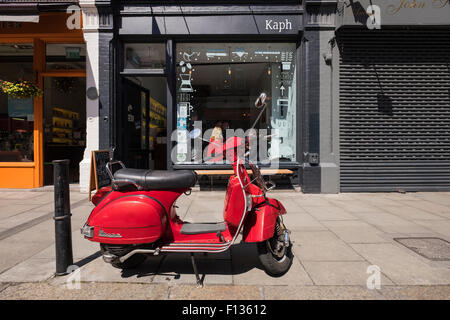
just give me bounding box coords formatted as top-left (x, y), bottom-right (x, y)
top-left (255, 92), bottom-right (267, 108)
top-left (250, 93), bottom-right (270, 130)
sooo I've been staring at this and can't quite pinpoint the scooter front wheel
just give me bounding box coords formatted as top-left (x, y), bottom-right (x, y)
top-left (100, 244), bottom-right (147, 269)
top-left (257, 217), bottom-right (293, 277)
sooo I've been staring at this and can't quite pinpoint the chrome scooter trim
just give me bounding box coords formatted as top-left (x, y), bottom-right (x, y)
top-left (105, 160), bottom-right (125, 180)
top-left (103, 252), bottom-right (118, 264)
top-left (106, 161), bottom-right (143, 191)
top-left (80, 224), bottom-right (94, 238)
top-left (118, 249), bottom-right (158, 263)
top-left (161, 244), bottom-right (230, 251)
top-left (161, 248), bottom-right (228, 253)
top-left (162, 242), bottom-right (229, 247)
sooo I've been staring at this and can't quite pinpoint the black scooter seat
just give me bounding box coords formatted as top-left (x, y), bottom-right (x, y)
top-left (114, 168), bottom-right (197, 190)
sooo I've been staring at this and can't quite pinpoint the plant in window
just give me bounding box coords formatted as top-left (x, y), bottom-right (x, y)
top-left (0, 80), bottom-right (43, 99)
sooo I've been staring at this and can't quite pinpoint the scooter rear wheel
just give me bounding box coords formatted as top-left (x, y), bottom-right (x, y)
top-left (257, 217), bottom-right (293, 277)
top-left (100, 244), bottom-right (147, 269)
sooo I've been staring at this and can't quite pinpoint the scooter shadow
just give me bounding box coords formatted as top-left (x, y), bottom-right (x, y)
top-left (120, 242), bottom-right (266, 280)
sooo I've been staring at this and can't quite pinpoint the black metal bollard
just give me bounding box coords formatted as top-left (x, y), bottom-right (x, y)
top-left (53, 159), bottom-right (73, 276)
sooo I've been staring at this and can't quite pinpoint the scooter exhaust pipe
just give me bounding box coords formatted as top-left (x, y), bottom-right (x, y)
top-left (103, 252), bottom-right (118, 264)
top-left (118, 249), bottom-right (159, 263)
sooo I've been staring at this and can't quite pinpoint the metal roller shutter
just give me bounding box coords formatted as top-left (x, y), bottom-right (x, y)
top-left (338, 29), bottom-right (450, 192)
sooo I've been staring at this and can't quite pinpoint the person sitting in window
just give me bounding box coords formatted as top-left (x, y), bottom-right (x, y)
top-left (206, 121), bottom-right (224, 163)
top-left (211, 121), bottom-right (223, 142)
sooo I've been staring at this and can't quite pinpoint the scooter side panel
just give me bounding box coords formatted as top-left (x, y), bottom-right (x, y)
top-left (86, 193), bottom-right (167, 244)
top-left (223, 175), bottom-right (246, 227)
top-left (242, 198), bottom-right (287, 242)
top-left (86, 189), bottom-right (187, 244)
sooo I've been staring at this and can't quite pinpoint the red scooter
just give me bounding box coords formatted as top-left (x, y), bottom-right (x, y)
top-left (81, 94), bottom-right (293, 284)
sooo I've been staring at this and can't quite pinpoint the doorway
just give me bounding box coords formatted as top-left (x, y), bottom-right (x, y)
top-left (119, 76), bottom-right (167, 170)
top-left (43, 76), bottom-right (86, 185)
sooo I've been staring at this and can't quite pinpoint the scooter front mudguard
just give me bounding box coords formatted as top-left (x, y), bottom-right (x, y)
top-left (84, 191), bottom-right (168, 245)
top-left (242, 197), bottom-right (287, 243)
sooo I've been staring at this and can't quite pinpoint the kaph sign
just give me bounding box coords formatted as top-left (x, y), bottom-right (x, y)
top-left (265, 19), bottom-right (293, 32)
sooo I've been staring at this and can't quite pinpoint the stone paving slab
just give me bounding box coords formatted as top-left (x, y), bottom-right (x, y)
top-left (412, 220), bottom-right (450, 238)
top-left (351, 212), bottom-right (433, 234)
top-left (301, 206), bottom-right (357, 221)
top-left (379, 193), bottom-right (424, 201)
top-left (326, 200), bottom-right (382, 213)
top-left (0, 189), bottom-right (450, 299)
top-left (263, 285), bottom-right (383, 300)
top-left (346, 195), bottom-right (402, 207)
top-left (0, 210), bottom-right (53, 230)
top-left (0, 192), bottom-right (48, 200)
top-left (0, 282), bottom-right (170, 300)
top-left (301, 261), bottom-right (394, 286)
top-left (1, 282), bottom-right (449, 300)
top-left (376, 286), bottom-right (450, 300)
top-left (31, 228), bottom-right (99, 261)
top-left (320, 220), bottom-right (389, 244)
top-left (230, 243), bottom-right (313, 286)
top-left (152, 256), bottom-right (233, 285)
top-left (232, 257), bottom-right (313, 286)
top-left (71, 256), bottom-right (162, 284)
top-left (0, 236), bottom-right (55, 274)
top-left (292, 197), bottom-right (334, 207)
top-left (292, 231), bottom-right (365, 261)
top-left (350, 243), bottom-right (450, 285)
top-left (168, 284), bottom-right (262, 300)
top-left (277, 199), bottom-right (309, 213)
top-left (0, 258), bottom-right (54, 283)
top-left (282, 214), bottom-right (327, 231)
top-left (0, 205), bottom-right (45, 219)
top-left (381, 205), bottom-right (445, 221)
top-left (397, 200), bottom-right (450, 215)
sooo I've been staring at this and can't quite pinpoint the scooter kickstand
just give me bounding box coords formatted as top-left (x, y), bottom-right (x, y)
top-left (190, 253), bottom-right (203, 288)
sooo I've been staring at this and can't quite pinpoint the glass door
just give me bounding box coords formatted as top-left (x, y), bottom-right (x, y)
top-left (120, 78), bottom-right (149, 169)
top-left (119, 76), bottom-right (168, 169)
top-left (42, 76), bottom-right (86, 184)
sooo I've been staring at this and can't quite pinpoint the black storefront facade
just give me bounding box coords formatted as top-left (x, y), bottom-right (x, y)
top-left (95, 0), bottom-right (333, 193)
top-left (336, 0), bottom-right (450, 192)
top-left (90, 0), bottom-right (450, 193)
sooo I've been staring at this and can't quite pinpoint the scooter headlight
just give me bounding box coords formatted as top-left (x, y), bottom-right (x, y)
top-left (81, 224), bottom-right (94, 238)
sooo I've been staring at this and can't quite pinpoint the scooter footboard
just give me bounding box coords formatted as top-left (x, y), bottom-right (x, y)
top-left (242, 198), bottom-right (286, 242)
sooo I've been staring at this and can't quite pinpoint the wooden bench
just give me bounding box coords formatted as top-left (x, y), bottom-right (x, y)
top-left (195, 169), bottom-right (293, 175)
top-left (194, 169), bottom-right (294, 189)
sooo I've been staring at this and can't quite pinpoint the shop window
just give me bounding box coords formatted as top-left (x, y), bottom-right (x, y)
top-left (0, 43), bottom-right (34, 162)
top-left (175, 43), bottom-right (297, 164)
top-left (123, 43), bottom-right (166, 71)
top-left (46, 43), bottom-right (86, 70)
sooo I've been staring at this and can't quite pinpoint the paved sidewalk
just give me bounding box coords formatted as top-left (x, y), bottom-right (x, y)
top-left (0, 188), bottom-right (449, 299)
